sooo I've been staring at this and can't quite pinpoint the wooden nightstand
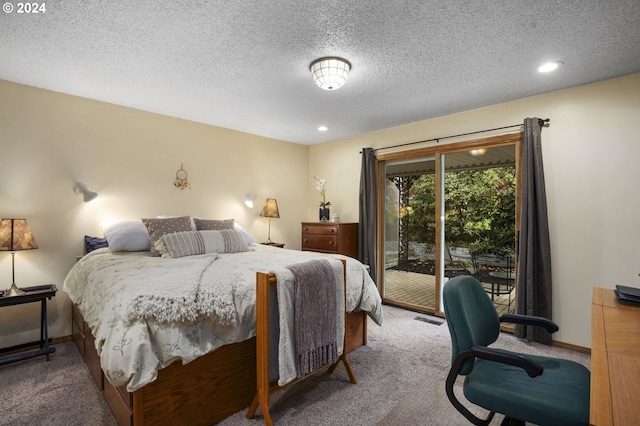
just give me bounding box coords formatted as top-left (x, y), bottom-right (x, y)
top-left (301, 222), bottom-right (358, 258)
top-left (261, 242), bottom-right (285, 248)
top-left (0, 284), bottom-right (57, 366)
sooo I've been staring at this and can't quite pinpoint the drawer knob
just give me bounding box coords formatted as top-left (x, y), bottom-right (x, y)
top-left (330, 229), bottom-right (335, 233)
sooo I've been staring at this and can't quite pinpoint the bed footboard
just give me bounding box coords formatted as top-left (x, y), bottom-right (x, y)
top-left (247, 260), bottom-right (358, 425)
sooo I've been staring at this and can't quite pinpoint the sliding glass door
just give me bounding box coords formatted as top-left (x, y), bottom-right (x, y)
top-left (383, 158), bottom-right (438, 311)
top-left (442, 147), bottom-right (517, 315)
top-left (378, 134), bottom-right (520, 315)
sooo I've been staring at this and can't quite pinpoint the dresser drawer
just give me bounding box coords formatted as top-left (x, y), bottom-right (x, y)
top-left (71, 303), bottom-right (86, 356)
top-left (72, 320), bottom-right (85, 356)
top-left (302, 224), bottom-right (338, 235)
top-left (302, 235), bottom-right (337, 252)
top-left (85, 328), bottom-right (104, 389)
top-left (301, 222), bottom-right (359, 258)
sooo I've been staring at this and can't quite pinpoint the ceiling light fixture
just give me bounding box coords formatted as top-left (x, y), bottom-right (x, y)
top-left (318, 126), bottom-right (328, 132)
top-left (310, 57), bottom-right (351, 90)
top-left (538, 61), bottom-right (563, 73)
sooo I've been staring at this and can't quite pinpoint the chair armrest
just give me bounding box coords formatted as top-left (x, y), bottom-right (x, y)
top-left (469, 346), bottom-right (543, 378)
top-left (500, 313), bottom-right (559, 334)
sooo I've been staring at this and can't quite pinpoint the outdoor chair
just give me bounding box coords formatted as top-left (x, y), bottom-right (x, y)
top-left (444, 242), bottom-right (472, 277)
top-left (442, 275), bottom-right (590, 426)
top-left (471, 249), bottom-right (515, 312)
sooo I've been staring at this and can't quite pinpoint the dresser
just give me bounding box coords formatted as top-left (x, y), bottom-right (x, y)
top-left (301, 222), bottom-right (358, 258)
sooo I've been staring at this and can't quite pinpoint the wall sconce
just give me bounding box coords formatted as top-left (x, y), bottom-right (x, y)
top-left (74, 182), bottom-right (98, 202)
top-left (243, 194), bottom-right (257, 208)
top-left (0, 218), bottom-right (39, 297)
top-left (259, 198), bottom-right (280, 243)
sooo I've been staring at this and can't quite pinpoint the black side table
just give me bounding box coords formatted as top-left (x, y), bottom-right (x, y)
top-left (0, 284), bottom-right (57, 366)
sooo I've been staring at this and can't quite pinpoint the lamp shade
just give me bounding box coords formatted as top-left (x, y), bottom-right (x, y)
top-left (259, 199), bottom-right (280, 244)
top-left (310, 57), bottom-right (351, 90)
top-left (0, 219), bottom-right (38, 251)
top-left (259, 198), bottom-right (280, 219)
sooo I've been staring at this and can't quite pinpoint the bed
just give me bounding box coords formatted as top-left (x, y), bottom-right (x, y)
top-left (63, 219), bottom-right (383, 426)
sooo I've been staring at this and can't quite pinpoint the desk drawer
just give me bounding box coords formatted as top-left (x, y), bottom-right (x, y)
top-left (302, 235), bottom-right (337, 252)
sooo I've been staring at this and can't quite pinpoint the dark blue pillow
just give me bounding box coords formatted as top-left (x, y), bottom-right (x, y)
top-left (84, 235), bottom-right (108, 253)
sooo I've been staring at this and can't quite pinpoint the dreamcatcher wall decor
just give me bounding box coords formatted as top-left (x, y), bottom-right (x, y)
top-left (174, 163), bottom-right (191, 190)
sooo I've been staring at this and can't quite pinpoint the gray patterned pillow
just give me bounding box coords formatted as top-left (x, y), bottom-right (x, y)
top-left (193, 218), bottom-right (235, 231)
top-left (157, 230), bottom-right (248, 258)
top-left (142, 216), bottom-right (192, 256)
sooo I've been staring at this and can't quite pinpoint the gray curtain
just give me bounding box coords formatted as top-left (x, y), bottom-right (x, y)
top-left (515, 118), bottom-right (553, 344)
top-left (358, 148), bottom-right (377, 284)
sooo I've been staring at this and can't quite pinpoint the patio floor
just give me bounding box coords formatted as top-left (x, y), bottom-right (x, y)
top-left (384, 269), bottom-right (515, 316)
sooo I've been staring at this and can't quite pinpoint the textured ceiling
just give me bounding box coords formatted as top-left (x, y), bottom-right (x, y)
top-left (1, 1), bottom-right (639, 145)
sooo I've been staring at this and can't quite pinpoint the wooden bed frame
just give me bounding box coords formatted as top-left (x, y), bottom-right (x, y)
top-left (71, 274), bottom-right (368, 426)
top-left (247, 260), bottom-right (357, 425)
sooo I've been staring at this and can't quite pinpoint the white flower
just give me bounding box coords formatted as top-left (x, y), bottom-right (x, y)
top-left (314, 176), bottom-right (326, 192)
top-left (314, 176), bottom-right (330, 207)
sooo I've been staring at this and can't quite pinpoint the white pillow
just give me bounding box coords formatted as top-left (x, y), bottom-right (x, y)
top-left (234, 222), bottom-right (257, 244)
top-left (100, 220), bottom-right (151, 251)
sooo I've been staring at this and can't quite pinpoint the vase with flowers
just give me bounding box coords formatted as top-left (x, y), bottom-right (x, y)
top-left (314, 176), bottom-right (331, 221)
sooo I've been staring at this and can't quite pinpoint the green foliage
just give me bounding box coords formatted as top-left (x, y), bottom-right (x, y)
top-left (402, 167), bottom-right (516, 251)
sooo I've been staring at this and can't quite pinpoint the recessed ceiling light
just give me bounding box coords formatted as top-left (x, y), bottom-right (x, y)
top-left (538, 61), bottom-right (563, 73)
top-left (318, 126), bottom-right (328, 131)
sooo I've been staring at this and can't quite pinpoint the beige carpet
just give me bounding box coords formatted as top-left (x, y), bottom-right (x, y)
top-left (3, 305), bottom-right (590, 426)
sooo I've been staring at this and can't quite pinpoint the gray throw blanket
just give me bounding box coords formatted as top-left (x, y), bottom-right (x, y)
top-left (286, 259), bottom-right (338, 378)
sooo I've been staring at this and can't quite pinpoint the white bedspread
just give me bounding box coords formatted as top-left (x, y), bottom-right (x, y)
top-left (63, 244), bottom-right (383, 392)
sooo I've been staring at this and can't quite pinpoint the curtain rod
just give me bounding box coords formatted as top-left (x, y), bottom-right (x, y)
top-left (364, 118), bottom-right (549, 153)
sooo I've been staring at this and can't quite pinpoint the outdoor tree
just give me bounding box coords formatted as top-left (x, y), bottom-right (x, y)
top-left (404, 166), bottom-right (516, 251)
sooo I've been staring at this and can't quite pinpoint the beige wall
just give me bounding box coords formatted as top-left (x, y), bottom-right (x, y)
top-left (0, 80), bottom-right (308, 348)
top-left (2, 73), bottom-right (639, 351)
top-left (309, 72), bottom-right (640, 348)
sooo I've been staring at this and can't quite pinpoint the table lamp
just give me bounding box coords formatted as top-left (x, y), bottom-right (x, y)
top-left (259, 198), bottom-right (280, 243)
top-left (0, 218), bottom-right (39, 297)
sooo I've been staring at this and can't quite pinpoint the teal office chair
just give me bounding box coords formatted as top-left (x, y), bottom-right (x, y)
top-left (442, 276), bottom-right (590, 426)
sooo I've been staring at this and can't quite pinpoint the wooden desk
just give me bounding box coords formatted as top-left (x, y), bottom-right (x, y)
top-left (591, 288), bottom-right (640, 425)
